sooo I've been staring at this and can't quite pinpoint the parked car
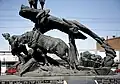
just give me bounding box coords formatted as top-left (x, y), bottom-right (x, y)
top-left (5, 67), bottom-right (17, 75)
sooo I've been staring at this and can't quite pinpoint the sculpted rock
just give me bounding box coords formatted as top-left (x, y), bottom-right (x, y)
top-left (80, 51), bottom-right (102, 67)
top-left (1, 2), bottom-right (117, 76)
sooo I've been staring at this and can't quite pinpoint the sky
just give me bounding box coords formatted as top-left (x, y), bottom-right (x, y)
top-left (0, 0), bottom-right (120, 51)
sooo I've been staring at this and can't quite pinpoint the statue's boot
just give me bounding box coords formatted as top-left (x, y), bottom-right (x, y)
top-left (36, 48), bottom-right (49, 66)
top-left (40, 0), bottom-right (45, 9)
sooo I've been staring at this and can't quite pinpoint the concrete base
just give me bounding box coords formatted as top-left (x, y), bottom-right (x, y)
top-left (0, 74), bottom-right (120, 84)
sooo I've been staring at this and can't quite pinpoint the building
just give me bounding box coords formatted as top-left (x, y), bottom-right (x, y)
top-left (96, 36), bottom-right (120, 62)
top-left (0, 51), bottom-right (61, 75)
top-left (0, 51), bottom-right (18, 75)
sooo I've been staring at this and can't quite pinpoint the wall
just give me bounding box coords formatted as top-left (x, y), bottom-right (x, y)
top-left (96, 37), bottom-right (120, 51)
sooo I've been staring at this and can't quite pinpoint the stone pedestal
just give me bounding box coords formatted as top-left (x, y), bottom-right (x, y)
top-left (0, 75), bottom-right (120, 84)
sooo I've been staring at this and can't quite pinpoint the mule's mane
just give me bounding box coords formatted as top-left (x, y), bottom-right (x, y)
top-left (20, 31), bottom-right (34, 44)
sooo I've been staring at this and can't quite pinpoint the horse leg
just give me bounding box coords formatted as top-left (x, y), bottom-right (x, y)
top-left (54, 44), bottom-right (72, 68)
top-left (36, 48), bottom-right (49, 66)
top-left (17, 54), bottom-right (26, 65)
top-left (42, 54), bottom-right (50, 66)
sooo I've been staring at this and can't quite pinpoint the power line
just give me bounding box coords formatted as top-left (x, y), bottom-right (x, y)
top-left (1, 20), bottom-right (120, 24)
top-left (0, 19), bottom-right (31, 22)
top-left (1, 17), bottom-right (120, 21)
top-left (0, 12), bottom-right (120, 19)
top-left (0, 26), bottom-right (33, 28)
top-left (0, 16), bottom-right (120, 19)
top-left (0, 9), bottom-right (18, 11)
top-left (0, 26), bottom-right (120, 32)
top-left (92, 29), bottom-right (120, 31)
top-left (1, 19), bottom-right (120, 21)
top-left (67, 17), bottom-right (120, 20)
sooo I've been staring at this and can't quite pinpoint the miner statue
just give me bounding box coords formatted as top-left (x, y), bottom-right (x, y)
top-left (28, 0), bottom-right (45, 9)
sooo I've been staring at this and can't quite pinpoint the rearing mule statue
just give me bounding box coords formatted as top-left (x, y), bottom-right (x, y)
top-left (13, 30), bottom-right (73, 68)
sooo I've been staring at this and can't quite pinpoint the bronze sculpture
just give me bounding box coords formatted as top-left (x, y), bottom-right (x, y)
top-left (28, 0), bottom-right (45, 9)
top-left (12, 30), bottom-right (73, 68)
top-left (1, 0), bottom-right (117, 76)
top-left (28, 0), bottom-right (38, 9)
top-left (80, 51), bottom-right (102, 68)
top-left (19, 5), bottom-right (116, 67)
top-left (2, 33), bottom-right (29, 68)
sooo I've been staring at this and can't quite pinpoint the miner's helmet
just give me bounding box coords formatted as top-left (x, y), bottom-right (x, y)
top-left (2, 33), bottom-right (10, 40)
